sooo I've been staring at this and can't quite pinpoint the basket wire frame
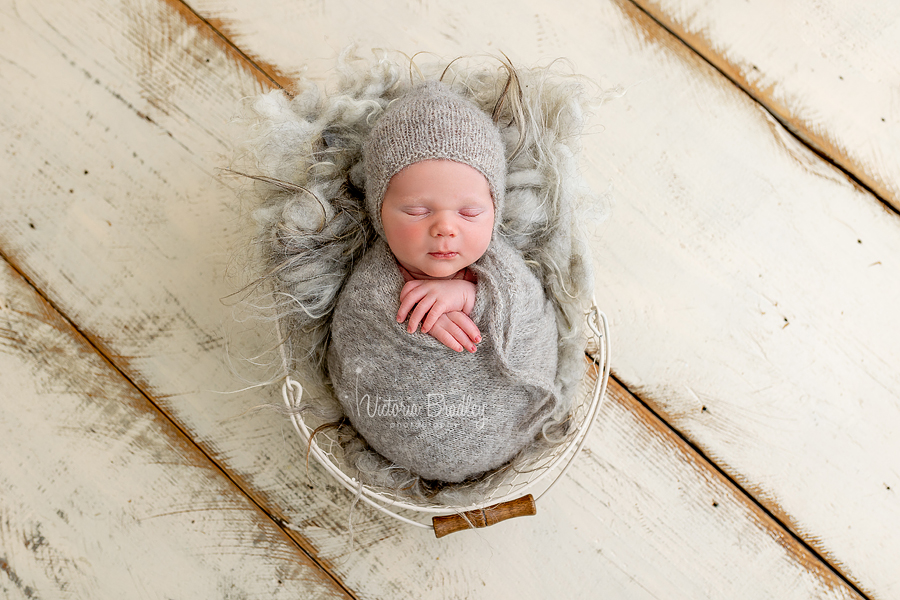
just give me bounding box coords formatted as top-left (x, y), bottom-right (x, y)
top-left (281, 305), bottom-right (611, 531)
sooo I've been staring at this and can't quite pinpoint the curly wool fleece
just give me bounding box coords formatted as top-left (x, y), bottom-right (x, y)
top-left (237, 51), bottom-right (600, 496)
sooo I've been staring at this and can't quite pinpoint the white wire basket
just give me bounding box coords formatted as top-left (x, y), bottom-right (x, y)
top-left (282, 305), bottom-right (610, 537)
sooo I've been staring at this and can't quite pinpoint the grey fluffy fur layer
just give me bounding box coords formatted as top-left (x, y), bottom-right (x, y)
top-left (236, 50), bottom-right (597, 498)
top-left (328, 237), bottom-right (558, 483)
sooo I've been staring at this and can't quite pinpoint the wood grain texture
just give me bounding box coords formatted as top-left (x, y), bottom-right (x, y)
top-left (184, 0), bottom-right (900, 597)
top-left (630, 0), bottom-right (900, 211)
top-left (0, 257), bottom-right (351, 600)
top-left (432, 495), bottom-right (537, 538)
top-left (0, 0), bottom-right (881, 598)
top-left (288, 376), bottom-right (861, 600)
top-left (581, 6), bottom-right (900, 598)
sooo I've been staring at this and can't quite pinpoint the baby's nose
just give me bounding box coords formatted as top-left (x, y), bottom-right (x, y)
top-left (431, 214), bottom-right (457, 236)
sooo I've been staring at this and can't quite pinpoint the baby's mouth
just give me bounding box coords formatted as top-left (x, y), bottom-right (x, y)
top-left (428, 251), bottom-right (459, 259)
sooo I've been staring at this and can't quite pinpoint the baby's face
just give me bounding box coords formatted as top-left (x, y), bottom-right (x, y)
top-left (381, 159), bottom-right (494, 279)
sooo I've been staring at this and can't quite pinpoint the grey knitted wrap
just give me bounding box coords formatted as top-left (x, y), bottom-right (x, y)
top-left (327, 236), bottom-right (559, 482)
top-left (363, 80), bottom-right (506, 237)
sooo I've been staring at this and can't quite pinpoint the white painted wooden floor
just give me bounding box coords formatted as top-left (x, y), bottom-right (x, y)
top-left (2, 1), bottom-right (898, 598)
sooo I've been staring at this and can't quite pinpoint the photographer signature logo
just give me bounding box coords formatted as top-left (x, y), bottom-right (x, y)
top-left (345, 365), bottom-right (487, 430)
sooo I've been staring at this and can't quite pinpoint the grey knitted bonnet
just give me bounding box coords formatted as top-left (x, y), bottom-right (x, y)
top-left (363, 80), bottom-right (507, 236)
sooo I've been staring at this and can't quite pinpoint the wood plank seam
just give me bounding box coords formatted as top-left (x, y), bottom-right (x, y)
top-left (623, 0), bottom-right (900, 221)
top-left (0, 247), bottom-right (362, 600)
top-left (172, 0), bottom-right (293, 90)
top-left (605, 372), bottom-right (872, 600)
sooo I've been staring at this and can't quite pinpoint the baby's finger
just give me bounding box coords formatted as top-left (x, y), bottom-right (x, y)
top-left (407, 297), bottom-right (437, 333)
top-left (450, 312), bottom-right (481, 344)
top-left (429, 320), bottom-right (465, 353)
top-left (420, 299), bottom-right (450, 334)
top-left (446, 321), bottom-right (478, 354)
top-left (399, 280), bottom-right (423, 302)
top-left (396, 295), bottom-right (417, 323)
top-left (446, 312), bottom-right (481, 350)
top-left (396, 284), bottom-right (428, 322)
top-left (434, 316), bottom-right (476, 353)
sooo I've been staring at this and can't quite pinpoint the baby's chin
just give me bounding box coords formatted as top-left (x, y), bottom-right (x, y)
top-left (408, 260), bottom-right (473, 280)
top-left (421, 266), bottom-right (468, 279)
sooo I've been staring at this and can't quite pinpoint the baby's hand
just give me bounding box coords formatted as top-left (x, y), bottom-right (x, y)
top-left (427, 312), bottom-right (482, 353)
top-left (397, 279), bottom-right (478, 335)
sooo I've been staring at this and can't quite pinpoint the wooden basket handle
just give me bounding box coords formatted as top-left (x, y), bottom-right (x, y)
top-left (432, 494), bottom-right (537, 538)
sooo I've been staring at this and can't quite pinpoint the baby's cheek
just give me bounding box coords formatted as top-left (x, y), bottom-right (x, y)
top-left (470, 230), bottom-right (493, 262)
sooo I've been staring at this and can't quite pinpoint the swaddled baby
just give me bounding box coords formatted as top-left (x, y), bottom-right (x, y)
top-left (327, 81), bottom-right (560, 483)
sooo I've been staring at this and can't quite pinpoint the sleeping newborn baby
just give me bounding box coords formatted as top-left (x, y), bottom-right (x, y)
top-left (385, 158), bottom-right (488, 355)
top-left (327, 81), bottom-right (560, 483)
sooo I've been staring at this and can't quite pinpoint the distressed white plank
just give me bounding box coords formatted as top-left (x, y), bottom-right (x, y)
top-left (0, 257), bottom-right (350, 600)
top-left (290, 376), bottom-right (860, 600)
top-left (0, 1), bottom-right (873, 599)
top-left (581, 9), bottom-right (900, 600)
top-left (631, 0), bottom-right (900, 211)
top-left (185, 0), bottom-right (900, 597)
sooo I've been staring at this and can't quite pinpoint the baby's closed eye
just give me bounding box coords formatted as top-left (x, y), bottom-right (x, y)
top-left (402, 207), bottom-right (430, 216)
